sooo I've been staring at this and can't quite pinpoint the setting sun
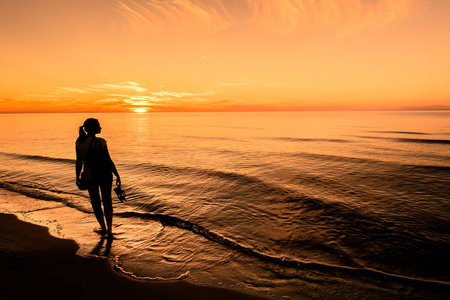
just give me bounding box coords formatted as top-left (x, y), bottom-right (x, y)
top-left (131, 107), bottom-right (149, 113)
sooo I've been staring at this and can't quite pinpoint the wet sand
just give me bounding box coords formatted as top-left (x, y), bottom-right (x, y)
top-left (0, 212), bottom-right (267, 300)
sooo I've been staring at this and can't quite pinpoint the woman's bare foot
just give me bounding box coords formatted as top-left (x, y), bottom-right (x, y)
top-left (94, 227), bottom-right (107, 235)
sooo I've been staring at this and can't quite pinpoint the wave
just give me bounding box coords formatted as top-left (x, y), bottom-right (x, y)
top-left (290, 150), bottom-right (389, 165)
top-left (131, 161), bottom-right (288, 195)
top-left (124, 146), bottom-right (450, 191)
top-left (289, 150), bottom-right (450, 171)
top-left (355, 136), bottom-right (450, 145)
top-left (395, 138), bottom-right (450, 145)
top-left (368, 131), bottom-right (430, 135)
top-left (164, 124), bottom-right (263, 130)
top-left (0, 152), bottom-right (74, 164)
top-left (113, 257), bottom-right (190, 281)
top-left (266, 137), bottom-right (351, 143)
top-left (0, 181), bottom-right (92, 214)
top-left (114, 211), bottom-right (450, 289)
top-left (179, 135), bottom-right (244, 142)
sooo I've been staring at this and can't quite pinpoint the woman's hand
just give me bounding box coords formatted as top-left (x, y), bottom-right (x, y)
top-left (116, 176), bottom-right (121, 186)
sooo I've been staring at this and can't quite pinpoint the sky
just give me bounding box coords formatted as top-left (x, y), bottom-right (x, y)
top-left (1, 0), bottom-right (449, 113)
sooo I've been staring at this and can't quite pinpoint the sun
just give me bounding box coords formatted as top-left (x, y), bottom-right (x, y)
top-left (131, 107), bottom-right (149, 113)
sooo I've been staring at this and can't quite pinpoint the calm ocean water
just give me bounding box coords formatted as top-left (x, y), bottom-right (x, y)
top-left (0, 111), bottom-right (449, 299)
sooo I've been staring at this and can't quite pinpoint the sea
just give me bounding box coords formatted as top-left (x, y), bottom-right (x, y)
top-left (0, 111), bottom-right (449, 299)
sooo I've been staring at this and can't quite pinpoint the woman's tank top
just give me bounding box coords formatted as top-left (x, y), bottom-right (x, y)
top-left (76, 137), bottom-right (111, 180)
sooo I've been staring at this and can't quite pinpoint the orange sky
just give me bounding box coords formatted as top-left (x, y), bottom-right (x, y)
top-left (1, 0), bottom-right (449, 113)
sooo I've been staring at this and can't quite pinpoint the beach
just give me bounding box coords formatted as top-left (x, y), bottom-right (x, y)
top-left (1, 112), bottom-right (449, 299)
top-left (0, 190), bottom-right (267, 300)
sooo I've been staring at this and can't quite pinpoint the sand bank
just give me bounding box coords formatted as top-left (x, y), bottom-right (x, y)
top-left (0, 210), bottom-right (267, 300)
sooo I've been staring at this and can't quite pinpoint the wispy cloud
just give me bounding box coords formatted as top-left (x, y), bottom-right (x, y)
top-left (16, 81), bottom-right (218, 112)
top-left (113, 0), bottom-right (426, 36)
top-left (60, 87), bottom-right (87, 93)
top-left (109, 94), bottom-right (162, 107)
top-left (28, 82), bottom-right (217, 111)
top-left (107, 90), bottom-right (216, 109)
top-left (87, 82), bottom-right (147, 92)
top-left (24, 94), bottom-right (62, 98)
top-left (24, 82), bottom-right (149, 99)
top-left (150, 90), bottom-right (215, 98)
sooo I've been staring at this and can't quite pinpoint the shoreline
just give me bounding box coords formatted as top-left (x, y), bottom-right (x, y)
top-left (0, 189), bottom-right (268, 300)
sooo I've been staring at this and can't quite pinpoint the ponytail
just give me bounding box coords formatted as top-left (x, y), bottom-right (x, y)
top-left (77, 125), bottom-right (87, 142)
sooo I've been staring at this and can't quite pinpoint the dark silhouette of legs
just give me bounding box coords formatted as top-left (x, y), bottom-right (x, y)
top-left (88, 183), bottom-right (107, 234)
top-left (100, 178), bottom-right (113, 237)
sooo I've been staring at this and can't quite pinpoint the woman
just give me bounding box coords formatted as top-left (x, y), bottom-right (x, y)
top-left (75, 118), bottom-right (121, 238)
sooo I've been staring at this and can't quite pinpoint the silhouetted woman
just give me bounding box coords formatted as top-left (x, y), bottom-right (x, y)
top-left (75, 118), bottom-right (121, 238)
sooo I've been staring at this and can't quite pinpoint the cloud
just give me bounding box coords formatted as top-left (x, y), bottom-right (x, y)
top-left (150, 90), bottom-right (215, 98)
top-left (24, 94), bottom-right (62, 98)
top-left (113, 0), bottom-right (427, 36)
top-left (24, 82), bottom-right (149, 99)
top-left (87, 82), bottom-right (148, 92)
top-left (60, 87), bottom-right (87, 93)
top-left (109, 94), bottom-right (161, 106)
top-left (107, 90), bottom-right (216, 109)
top-left (58, 82), bottom-right (217, 111)
top-left (14, 82), bottom-right (217, 112)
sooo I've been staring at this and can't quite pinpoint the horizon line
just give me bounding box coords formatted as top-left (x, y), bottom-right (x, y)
top-left (1, 108), bottom-right (450, 114)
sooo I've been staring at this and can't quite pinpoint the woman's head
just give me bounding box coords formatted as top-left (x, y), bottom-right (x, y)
top-left (83, 118), bottom-right (101, 134)
top-left (78, 118), bottom-right (101, 142)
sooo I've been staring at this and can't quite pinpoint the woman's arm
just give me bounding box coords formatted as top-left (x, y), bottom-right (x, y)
top-left (104, 145), bottom-right (121, 185)
top-left (75, 147), bottom-right (83, 185)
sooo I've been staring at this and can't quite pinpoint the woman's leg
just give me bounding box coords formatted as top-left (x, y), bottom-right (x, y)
top-left (100, 178), bottom-right (113, 236)
top-left (88, 182), bottom-right (107, 233)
